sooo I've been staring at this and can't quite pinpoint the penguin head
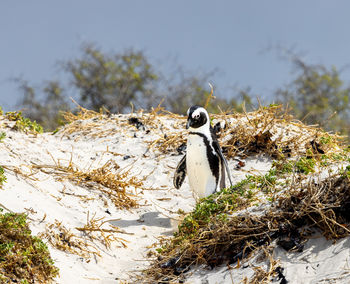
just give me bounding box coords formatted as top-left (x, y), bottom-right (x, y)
top-left (186, 105), bottom-right (210, 129)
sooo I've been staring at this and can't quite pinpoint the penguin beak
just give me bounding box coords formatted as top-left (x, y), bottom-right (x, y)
top-left (186, 118), bottom-right (191, 129)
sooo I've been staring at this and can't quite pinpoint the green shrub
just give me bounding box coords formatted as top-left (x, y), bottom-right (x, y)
top-left (177, 177), bottom-right (257, 238)
top-left (0, 209), bottom-right (59, 282)
top-left (5, 111), bottom-right (43, 134)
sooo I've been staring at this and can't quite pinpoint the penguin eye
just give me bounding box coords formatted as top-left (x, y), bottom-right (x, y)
top-left (193, 114), bottom-right (200, 120)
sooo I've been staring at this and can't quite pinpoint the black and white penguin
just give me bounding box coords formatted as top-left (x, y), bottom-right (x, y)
top-left (174, 105), bottom-right (232, 199)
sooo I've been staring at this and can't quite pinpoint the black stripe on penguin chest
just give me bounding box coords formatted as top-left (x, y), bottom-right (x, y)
top-left (189, 132), bottom-right (220, 184)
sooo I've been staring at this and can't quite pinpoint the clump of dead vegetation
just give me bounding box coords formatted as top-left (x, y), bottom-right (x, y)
top-left (2, 157), bottom-right (142, 210)
top-left (61, 103), bottom-right (107, 124)
top-left (40, 219), bottom-right (101, 259)
top-left (218, 105), bottom-right (343, 159)
top-left (58, 104), bottom-right (108, 137)
top-left (75, 212), bottom-right (130, 249)
top-left (0, 208), bottom-right (59, 283)
top-left (142, 162), bottom-right (350, 282)
top-left (34, 158), bottom-right (141, 209)
top-left (40, 214), bottom-right (130, 260)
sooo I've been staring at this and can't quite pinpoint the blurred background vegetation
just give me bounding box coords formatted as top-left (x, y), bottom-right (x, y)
top-left (14, 43), bottom-right (350, 138)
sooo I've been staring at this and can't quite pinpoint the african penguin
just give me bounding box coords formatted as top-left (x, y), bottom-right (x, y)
top-left (174, 105), bottom-right (232, 199)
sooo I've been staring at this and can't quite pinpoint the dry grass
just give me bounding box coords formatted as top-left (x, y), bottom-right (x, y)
top-left (76, 212), bottom-right (130, 249)
top-left (33, 159), bottom-right (140, 209)
top-left (40, 213), bottom-right (132, 260)
top-left (241, 246), bottom-right (281, 284)
top-left (61, 103), bottom-right (106, 124)
top-left (217, 105), bottom-right (342, 159)
top-left (59, 103), bottom-right (111, 137)
top-left (2, 156), bottom-right (141, 209)
top-left (1, 160), bottom-right (139, 211)
top-left (147, 132), bottom-right (186, 155)
top-left (40, 220), bottom-right (101, 259)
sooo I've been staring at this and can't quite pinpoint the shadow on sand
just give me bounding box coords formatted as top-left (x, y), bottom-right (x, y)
top-left (110, 211), bottom-right (176, 236)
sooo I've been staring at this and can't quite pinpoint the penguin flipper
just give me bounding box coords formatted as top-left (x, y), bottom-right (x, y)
top-left (212, 139), bottom-right (233, 188)
top-left (173, 155), bottom-right (187, 189)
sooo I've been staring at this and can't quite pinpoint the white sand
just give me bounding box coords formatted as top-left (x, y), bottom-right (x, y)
top-left (0, 113), bottom-right (349, 283)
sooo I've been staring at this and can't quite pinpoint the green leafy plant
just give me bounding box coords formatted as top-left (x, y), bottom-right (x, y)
top-left (254, 169), bottom-right (277, 193)
top-left (0, 210), bottom-right (59, 282)
top-left (0, 167), bottom-right (6, 188)
top-left (0, 132), bottom-right (5, 142)
top-left (342, 165), bottom-right (350, 179)
top-left (5, 111), bottom-right (43, 134)
top-left (295, 157), bottom-right (316, 174)
top-left (177, 177), bottom-right (257, 238)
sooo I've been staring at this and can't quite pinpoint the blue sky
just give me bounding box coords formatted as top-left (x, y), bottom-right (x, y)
top-left (1, 1), bottom-right (350, 111)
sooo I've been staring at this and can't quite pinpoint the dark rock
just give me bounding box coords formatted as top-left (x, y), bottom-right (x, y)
top-left (176, 143), bottom-right (187, 155)
top-left (235, 160), bottom-right (246, 170)
top-left (128, 117), bottom-right (144, 130)
top-left (160, 256), bottom-right (180, 269)
top-left (275, 266), bottom-right (288, 284)
top-left (277, 234), bottom-right (304, 252)
top-left (310, 139), bottom-right (325, 154)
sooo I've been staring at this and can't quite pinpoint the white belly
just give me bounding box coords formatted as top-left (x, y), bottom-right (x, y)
top-left (186, 134), bottom-right (217, 199)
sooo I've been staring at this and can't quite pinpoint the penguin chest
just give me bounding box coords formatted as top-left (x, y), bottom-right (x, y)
top-left (186, 135), bottom-right (218, 199)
